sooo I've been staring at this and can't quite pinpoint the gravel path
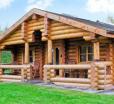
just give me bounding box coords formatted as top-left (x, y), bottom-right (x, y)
top-left (26, 80), bottom-right (114, 95)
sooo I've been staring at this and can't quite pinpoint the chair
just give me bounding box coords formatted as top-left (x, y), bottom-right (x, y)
top-left (64, 61), bottom-right (76, 78)
top-left (32, 61), bottom-right (40, 79)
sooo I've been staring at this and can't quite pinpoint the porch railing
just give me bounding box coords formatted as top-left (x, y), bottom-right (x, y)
top-left (44, 61), bottom-right (113, 90)
top-left (0, 64), bottom-right (32, 82)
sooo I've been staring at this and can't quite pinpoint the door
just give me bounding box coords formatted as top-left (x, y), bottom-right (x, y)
top-left (53, 47), bottom-right (62, 76)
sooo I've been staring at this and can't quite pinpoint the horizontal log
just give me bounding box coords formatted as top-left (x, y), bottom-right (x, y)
top-left (99, 80), bottom-right (112, 84)
top-left (27, 21), bottom-right (44, 27)
top-left (99, 75), bottom-right (112, 79)
top-left (1, 75), bottom-right (21, 79)
top-left (44, 64), bottom-right (91, 70)
top-left (98, 84), bottom-right (113, 90)
top-left (50, 29), bottom-right (83, 35)
top-left (3, 37), bottom-right (23, 43)
top-left (27, 25), bottom-right (44, 31)
top-left (94, 61), bottom-right (112, 67)
top-left (0, 64), bottom-right (31, 69)
top-left (50, 25), bottom-right (76, 31)
top-left (51, 22), bottom-right (64, 27)
top-left (0, 79), bottom-right (21, 82)
top-left (44, 61), bottom-right (112, 70)
top-left (1, 40), bottom-right (25, 45)
top-left (42, 32), bottom-right (86, 41)
top-left (53, 82), bottom-right (91, 88)
top-left (51, 77), bottom-right (90, 83)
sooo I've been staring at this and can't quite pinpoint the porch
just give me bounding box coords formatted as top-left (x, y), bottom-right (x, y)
top-left (0, 64), bottom-right (31, 82)
top-left (44, 61), bottom-right (113, 90)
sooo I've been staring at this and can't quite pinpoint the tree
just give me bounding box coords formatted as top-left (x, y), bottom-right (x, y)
top-left (107, 16), bottom-right (114, 24)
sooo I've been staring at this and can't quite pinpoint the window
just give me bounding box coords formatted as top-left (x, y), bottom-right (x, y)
top-left (80, 46), bottom-right (93, 62)
top-left (29, 49), bottom-right (35, 63)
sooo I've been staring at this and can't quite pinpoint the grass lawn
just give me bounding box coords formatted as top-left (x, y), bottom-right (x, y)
top-left (0, 83), bottom-right (114, 104)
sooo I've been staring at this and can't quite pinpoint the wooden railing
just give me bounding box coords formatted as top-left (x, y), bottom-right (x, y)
top-left (44, 61), bottom-right (113, 90)
top-left (0, 64), bottom-right (32, 82)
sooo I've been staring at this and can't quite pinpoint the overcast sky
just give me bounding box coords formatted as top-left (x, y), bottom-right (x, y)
top-left (0, 0), bottom-right (114, 29)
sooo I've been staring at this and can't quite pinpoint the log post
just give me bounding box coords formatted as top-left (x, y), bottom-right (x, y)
top-left (0, 50), bottom-right (2, 64)
top-left (0, 68), bottom-right (2, 81)
top-left (24, 42), bottom-right (31, 80)
top-left (46, 39), bottom-right (53, 82)
top-left (24, 42), bottom-right (29, 64)
top-left (89, 62), bottom-right (99, 90)
top-left (93, 41), bottom-right (100, 61)
top-left (48, 39), bottom-right (52, 64)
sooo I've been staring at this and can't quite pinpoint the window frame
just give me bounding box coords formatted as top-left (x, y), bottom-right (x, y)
top-left (79, 45), bottom-right (93, 62)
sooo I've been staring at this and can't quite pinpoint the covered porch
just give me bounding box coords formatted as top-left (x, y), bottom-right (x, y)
top-left (43, 37), bottom-right (114, 90)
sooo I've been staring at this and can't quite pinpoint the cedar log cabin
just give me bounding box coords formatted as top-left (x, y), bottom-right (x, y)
top-left (0, 8), bottom-right (114, 90)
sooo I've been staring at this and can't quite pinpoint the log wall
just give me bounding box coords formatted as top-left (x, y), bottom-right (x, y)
top-left (100, 43), bottom-right (109, 61)
top-left (49, 20), bottom-right (85, 36)
top-left (27, 16), bottom-right (44, 42)
top-left (0, 16), bottom-right (44, 46)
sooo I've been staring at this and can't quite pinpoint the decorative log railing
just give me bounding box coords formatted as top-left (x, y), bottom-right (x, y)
top-left (0, 64), bottom-right (32, 82)
top-left (44, 61), bottom-right (113, 90)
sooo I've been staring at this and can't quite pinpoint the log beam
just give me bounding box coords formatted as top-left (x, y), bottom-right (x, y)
top-left (43, 14), bottom-right (48, 36)
top-left (42, 32), bottom-right (85, 41)
top-left (21, 22), bottom-right (27, 40)
top-left (93, 41), bottom-right (100, 60)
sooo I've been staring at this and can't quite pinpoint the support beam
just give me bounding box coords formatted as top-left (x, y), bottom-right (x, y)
top-left (47, 39), bottom-right (52, 64)
top-left (93, 41), bottom-right (100, 60)
top-left (21, 22), bottom-right (27, 40)
top-left (42, 14), bottom-right (49, 37)
top-left (24, 42), bottom-right (29, 64)
top-left (42, 32), bottom-right (85, 41)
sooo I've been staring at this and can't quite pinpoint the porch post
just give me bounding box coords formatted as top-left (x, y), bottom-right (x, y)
top-left (93, 41), bottom-right (100, 61)
top-left (44, 39), bottom-right (52, 82)
top-left (0, 50), bottom-right (2, 64)
top-left (25, 42), bottom-right (29, 64)
top-left (48, 39), bottom-right (52, 64)
top-left (24, 42), bottom-right (31, 80)
top-left (89, 40), bottom-right (100, 90)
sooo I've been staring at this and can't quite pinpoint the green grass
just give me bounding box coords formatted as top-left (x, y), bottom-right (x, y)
top-left (0, 83), bottom-right (114, 104)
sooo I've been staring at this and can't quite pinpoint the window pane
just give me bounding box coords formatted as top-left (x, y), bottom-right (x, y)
top-left (88, 46), bottom-right (93, 53)
top-left (88, 54), bottom-right (93, 61)
top-left (80, 46), bottom-right (86, 54)
top-left (80, 55), bottom-right (86, 62)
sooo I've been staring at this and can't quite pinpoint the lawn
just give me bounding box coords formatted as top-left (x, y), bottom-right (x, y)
top-left (0, 83), bottom-right (114, 104)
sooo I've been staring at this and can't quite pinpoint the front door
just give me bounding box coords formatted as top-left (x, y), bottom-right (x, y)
top-left (53, 47), bottom-right (63, 76)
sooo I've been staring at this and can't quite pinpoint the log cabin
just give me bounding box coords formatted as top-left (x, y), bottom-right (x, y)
top-left (0, 8), bottom-right (114, 90)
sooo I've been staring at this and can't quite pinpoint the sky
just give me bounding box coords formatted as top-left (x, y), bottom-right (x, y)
top-left (0, 0), bottom-right (114, 29)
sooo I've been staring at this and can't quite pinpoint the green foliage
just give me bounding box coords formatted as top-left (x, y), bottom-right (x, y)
top-left (1, 51), bottom-right (12, 64)
top-left (1, 51), bottom-right (12, 74)
top-left (0, 83), bottom-right (114, 104)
